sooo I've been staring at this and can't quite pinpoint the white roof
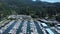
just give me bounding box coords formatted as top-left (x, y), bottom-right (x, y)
top-left (41, 23), bottom-right (47, 27)
top-left (41, 19), bottom-right (48, 22)
top-left (31, 32), bottom-right (34, 34)
top-left (46, 28), bottom-right (54, 34)
top-left (57, 27), bottom-right (60, 29)
top-left (20, 33), bottom-right (23, 34)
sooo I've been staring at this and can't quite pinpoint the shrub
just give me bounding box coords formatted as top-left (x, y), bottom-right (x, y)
top-left (56, 15), bottom-right (60, 22)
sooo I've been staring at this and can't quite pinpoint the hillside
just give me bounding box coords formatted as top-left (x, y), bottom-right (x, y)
top-left (0, 0), bottom-right (60, 18)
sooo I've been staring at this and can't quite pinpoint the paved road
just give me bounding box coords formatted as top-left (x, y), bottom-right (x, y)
top-left (34, 21), bottom-right (43, 34)
top-left (2, 21), bottom-right (16, 34)
top-left (26, 21), bottom-right (31, 34)
top-left (16, 20), bottom-right (24, 34)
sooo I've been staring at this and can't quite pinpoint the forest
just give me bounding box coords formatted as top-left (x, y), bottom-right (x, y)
top-left (0, 0), bottom-right (60, 21)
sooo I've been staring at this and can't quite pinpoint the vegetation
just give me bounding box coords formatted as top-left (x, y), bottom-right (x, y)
top-left (0, 0), bottom-right (60, 21)
top-left (56, 15), bottom-right (60, 22)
